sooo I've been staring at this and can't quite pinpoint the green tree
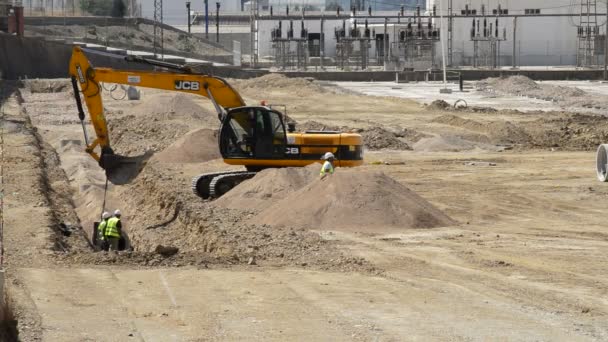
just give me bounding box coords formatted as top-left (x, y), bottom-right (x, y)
top-left (80, 0), bottom-right (126, 17)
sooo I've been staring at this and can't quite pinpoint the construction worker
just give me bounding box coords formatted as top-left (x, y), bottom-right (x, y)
top-left (97, 211), bottom-right (110, 251)
top-left (320, 152), bottom-right (335, 179)
top-left (105, 209), bottom-right (123, 252)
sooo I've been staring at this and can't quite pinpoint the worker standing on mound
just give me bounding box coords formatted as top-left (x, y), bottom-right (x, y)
top-left (97, 211), bottom-right (110, 251)
top-left (105, 210), bottom-right (123, 252)
top-left (320, 152), bottom-right (336, 180)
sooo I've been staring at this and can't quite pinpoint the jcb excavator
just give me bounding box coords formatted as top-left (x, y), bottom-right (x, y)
top-left (69, 46), bottom-right (364, 199)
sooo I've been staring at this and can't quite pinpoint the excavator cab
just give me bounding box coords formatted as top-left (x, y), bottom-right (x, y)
top-left (219, 106), bottom-right (287, 162)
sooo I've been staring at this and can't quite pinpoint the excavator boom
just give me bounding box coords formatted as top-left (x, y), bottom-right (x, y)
top-left (68, 46), bottom-right (245, 183)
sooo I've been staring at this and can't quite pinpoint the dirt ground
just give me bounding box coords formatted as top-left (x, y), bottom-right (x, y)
top-left (1, 75), bottom-right (608, 341)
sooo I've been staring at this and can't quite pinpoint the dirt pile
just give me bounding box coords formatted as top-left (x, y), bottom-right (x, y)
top-left (26, 79), bottom-right (71, 93)
top-left (427, 99), bottom-right (451, 110)
top-left (360, 126), bottom-right (411, 150)
top-left (299, 121), bottom-right (411, 150)
top-left (479, 76), bottom-right (586, 102)
top-left (432, 113), bottom-right (608, 150)
top-left (525, 114), bottom-right (608, 150)
top-left (108, 93), bottom-right (217, 155)
top-left (106, 165), bottom-right (375, 271)
top-left (214, 165), bottom-right (319, 211)
top-left (253, 170), bottom-right (456, 231)
top-left (413, 135), bottom-right (500, 152)
top-left (154, 128), bottom-right (220, 163)
top-left (232, 74), bottom-right (327, 95)
top-left (432, 114), bottom-right (530, 145)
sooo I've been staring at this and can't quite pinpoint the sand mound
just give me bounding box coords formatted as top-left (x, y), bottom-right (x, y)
top-left (214, 164), bottom-right (319, 211)
top-left (253, 170), bottom-right (456, 231)
top-left (360, 126), bottom-right (411, 150)
top-left (427, 99), bottom-right (451, 110)
top-left (480, 76), bottom-right (586, 102)
top-left (130, 93), bottom-right (215, 121)
top-left (26, 79), bottom-right (71, 93)
top-left (432, 114), bottom-right (530, 145)
top-left (154, 128), bottom-right (220, 163)
top-left (232, 74), bottom-right (327, 95)
top-left (413, 135), bottom-right (497, 152)
top-left (108, 93), bottom-right (218, 155)
top-left (299, 121), bottom-right (411, 150)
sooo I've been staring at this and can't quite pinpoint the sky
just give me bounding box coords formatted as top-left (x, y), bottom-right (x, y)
top-left (141, 0), bottom-right (192, 25)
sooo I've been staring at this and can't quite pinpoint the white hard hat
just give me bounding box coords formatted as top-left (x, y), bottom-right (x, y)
top-left (321, 152), bottom-right (335, 160)
top-left (102, 211), bottom-right (110, 219)
top-left (114, 209), bottom-right (121, 216)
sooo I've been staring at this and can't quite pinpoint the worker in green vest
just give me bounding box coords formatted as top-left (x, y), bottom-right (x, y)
top-left (105, 209), bottom-right (123, 252)
top-left (97, 211), bottom-right (110, 251)
top-left (320, 152), bottom-right (335, 179)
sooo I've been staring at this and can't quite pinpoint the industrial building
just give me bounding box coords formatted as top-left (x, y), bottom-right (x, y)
top-left (189, 0), bottom-right (607, 70)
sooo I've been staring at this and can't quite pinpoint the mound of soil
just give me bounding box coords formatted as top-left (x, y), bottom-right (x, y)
top-left (413, 135), bottom-right (498, 152)
top-left (525, 113), bottom-right (608, 150)
top-left (479, 76), bottom-right (586, 102)
top-left (253, 170), bottom-right (456, 231)
top-left (108, 93), bottom-right (217, 155)
top-left (26, 79), bottom-right (71, 93)
top-left (154, 128), bottom-right (220, 163)
top-left (427, 99), bottom-right (451, 110)
top-left (214, 165), bottom-right (319, 211)
top-left (360, 126), bottom-right (411, 150)
top-left (232, 74), bottom-right (327, 95)
top-left (432, 114), bottom-right (530, 145)
top-left (299, 121), bottom-right (411, 150)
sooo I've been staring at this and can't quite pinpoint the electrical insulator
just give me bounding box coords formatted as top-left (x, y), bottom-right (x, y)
top-left (498, 4), bottom-right (502, 15)
top-left (416, 6), bottom-right (420, 17)
top-left (481, 4), bottom-right (485, 15)
top-left (465, 4), bottom-right (469, 15)
top-left (368, 6), bottom-right (372, 16)
top-left (433, 5), bottom-right (436, 17)
top-left (352, 5), bottom-right (356, 16)
top-left (401, 6), bottom-right (405, 16)
top-left (270, 6), bottom-right (273, 17)
top-left (286, 5), bottom-right (289, 16)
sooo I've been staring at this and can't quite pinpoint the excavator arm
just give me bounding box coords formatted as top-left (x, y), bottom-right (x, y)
top-left (68, 46), bottom-right (246, 184)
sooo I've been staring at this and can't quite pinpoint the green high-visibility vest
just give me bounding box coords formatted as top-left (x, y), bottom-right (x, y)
top-left (320, 161), bottom-right (334, 176)
top-left (97, 220), bottom-right (107, 240)
top-left (105, 217), bottom-right (121, 238)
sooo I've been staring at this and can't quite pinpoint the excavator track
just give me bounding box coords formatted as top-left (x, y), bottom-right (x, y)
top-left (191, 171), bottom-right (256, 199)
top-left (208, 171), bottom-right (257, 199)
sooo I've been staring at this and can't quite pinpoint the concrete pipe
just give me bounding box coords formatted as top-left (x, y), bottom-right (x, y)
top-left (596, 144), bottom-right (608, 182)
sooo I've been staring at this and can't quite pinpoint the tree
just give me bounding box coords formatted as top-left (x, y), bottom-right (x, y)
top-left (79, 0), bottom-right (126, 17)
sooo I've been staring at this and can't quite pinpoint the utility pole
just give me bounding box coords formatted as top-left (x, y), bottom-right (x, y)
top-left (512, 16), bottom-right (517, 68)
top-left (216, 2), bottom-right (220, 43)
top-left (204, 0), bottom-right (209, 39)
top-left (605, 1), bottom-right (608, 79)
top-left (186, 1), bottom-right (191, 33)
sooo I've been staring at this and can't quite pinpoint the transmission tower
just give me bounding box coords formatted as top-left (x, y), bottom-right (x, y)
top-left (153, 0), bottom-right (164, 59)
top-left (577, 0), bottom-right (599, 67)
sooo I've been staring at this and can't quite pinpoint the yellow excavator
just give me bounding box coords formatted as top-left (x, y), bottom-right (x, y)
top-left (68, 46), bottom-right (364, 199)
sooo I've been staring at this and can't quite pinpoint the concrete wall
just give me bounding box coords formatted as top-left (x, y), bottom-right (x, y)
top-left (0, 33), bottom-right (152, 80)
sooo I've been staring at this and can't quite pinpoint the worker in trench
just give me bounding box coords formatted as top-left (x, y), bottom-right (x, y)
top-left (104, 209), bottom-right (123, 252)
top-left (97, 211), bottom-right (110, 251)
top-left (320, 152), bottom-right (335, 180)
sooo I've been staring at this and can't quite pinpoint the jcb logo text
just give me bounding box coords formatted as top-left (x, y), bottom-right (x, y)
top-left (175, 80), bottom-right (200, 91)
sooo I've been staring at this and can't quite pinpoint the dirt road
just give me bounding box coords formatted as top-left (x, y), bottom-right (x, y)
top-left (1, 77), bottom-right (607, 341)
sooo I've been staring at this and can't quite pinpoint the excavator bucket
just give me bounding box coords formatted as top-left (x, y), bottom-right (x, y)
top-left (100, 151), bottom-right (154, 185)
